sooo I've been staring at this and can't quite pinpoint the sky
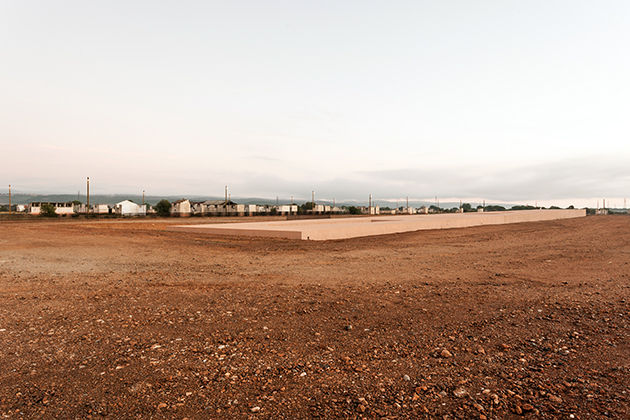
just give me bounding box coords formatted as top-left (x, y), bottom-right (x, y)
top-left (1, 1), bottom-right (629, 208)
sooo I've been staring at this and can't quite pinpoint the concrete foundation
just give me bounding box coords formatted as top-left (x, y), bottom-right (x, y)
top-left (168, 209), bottom-right (586, 241)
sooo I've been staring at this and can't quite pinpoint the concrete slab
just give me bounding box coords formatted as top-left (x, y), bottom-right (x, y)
top-left (167, 209), bottom-right (586, 241)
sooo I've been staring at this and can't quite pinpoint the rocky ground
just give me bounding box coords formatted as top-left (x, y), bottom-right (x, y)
top-left (0, 215), bottom-right (629, 419)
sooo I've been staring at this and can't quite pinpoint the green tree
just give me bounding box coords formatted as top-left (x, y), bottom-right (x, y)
top-left (154, 199), bottom-right (171, 217)
top-left (347, 206), bottom-right (361, 215)
top-left (486, 205), bottom-right (507, 212)
top-left (299, 201), bottom-right (315, 213)
top-left (461, 203), bottom-right (472, 212)
top-left (40, 203), bottom-right (58, 217)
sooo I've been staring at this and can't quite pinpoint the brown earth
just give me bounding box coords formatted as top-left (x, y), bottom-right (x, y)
top-left (0, 215), bottom-right (629, 419)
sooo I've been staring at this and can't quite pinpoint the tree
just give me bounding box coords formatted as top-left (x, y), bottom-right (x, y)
top-left (461, 203), bottom-right (472, 212)
top-left (40, 203), bottom-right (58, 217)
top-left (347, 206), bottom-right (361, 215)
top-left (486, 205), bottom-right (506, 212)
top-left (299, 202), bottom-right (315, 213)
top-left (154, 199), bottom-right (171, 217)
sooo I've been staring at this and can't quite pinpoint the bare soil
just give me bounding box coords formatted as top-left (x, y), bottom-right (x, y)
top-left (0, 215), bottom-right (629, 419)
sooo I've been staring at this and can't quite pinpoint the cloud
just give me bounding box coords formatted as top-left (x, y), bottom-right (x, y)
top-left (353, 155), bottom-right (630, 202)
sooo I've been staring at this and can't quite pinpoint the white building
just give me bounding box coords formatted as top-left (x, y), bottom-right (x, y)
top-left (115, 200), bottom-right (146, 216)
top-left (28, 202), bottom-right (74, 215)
top-left (74, 203), bottom-right (111, 214)
top-left (361, 205), bottom-right (380, 215)
top-left (171, 199), bottom-right (192, 217)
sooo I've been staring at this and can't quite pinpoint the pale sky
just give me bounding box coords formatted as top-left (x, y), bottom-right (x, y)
top-left (1, 1), bottom-right (629, 207)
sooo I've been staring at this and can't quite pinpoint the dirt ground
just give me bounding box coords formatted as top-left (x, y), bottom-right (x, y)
top-left (0, 215), bottom-right (628, 419)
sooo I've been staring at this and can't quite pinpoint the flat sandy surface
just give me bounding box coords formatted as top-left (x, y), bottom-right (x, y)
top-left (0, 215), bottom-right (629, 419)
top-left (169, 210), bottom-right (585, 240)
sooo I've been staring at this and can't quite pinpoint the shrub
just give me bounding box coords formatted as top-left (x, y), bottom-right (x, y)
top-left (154, 199), bottom-right (171, 217)
top-left (40, 203), bottom-right (58, 217)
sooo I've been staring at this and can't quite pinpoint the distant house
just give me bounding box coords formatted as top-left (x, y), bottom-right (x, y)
top-left (192, 200), bottom-right (247, 216)
top-left (115, 200), bottom-right (146, 216)
top-left (93, 204), bottom-right (111, 214)
top-left (28, 202), bottom-right (74, 215)
top-left (74, 203), bottom-right (111, 214)
top-left (171, 199), bottom-right (192, 217)
top-left (274, 205), bottom-right (298, 215)
top-left (360, 205), bottom-right (380, 215)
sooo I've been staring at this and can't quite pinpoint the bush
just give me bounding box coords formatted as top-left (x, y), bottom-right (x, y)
top-left (40, 203), bottom-right (58, 217)
top-left (154, 199), bottom-right (171, 217)
top-left (347, 206), bottom-right (361, 215)
top-left (299, 202), bottom-right (315, 213)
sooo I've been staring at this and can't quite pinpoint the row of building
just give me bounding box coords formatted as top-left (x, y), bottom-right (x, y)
top-left (23, 199), bottom-right (432, 217)
top-left (27, 200), bottom-right (148, 216)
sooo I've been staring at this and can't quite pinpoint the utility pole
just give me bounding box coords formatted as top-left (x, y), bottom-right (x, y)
top-left (143, 190), bottom-right (145, 207)
top-left (312, 191), bottom-right (315, 213)
top-left (407, 196), bottom-right (409, 212)
top-left (8, 184), bottom-right (11, 217)
top-left (87, 177), bottom-right (90, 217)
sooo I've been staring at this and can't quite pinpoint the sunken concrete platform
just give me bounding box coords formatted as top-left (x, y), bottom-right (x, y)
top-left (168, 209), bottom-right (586, 241)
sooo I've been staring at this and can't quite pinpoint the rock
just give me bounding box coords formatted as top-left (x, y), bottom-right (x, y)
top-left (477, 347), bottom-right (485, 355)
top-left (522, 403), bottom-right (534, 412)
top-left (473, 403), bottom-right (484, 412)
top-left (403, 374), bottom-right (410, 381)
top-left (251, 406), bottom-right (261, 413)
top-left (345, 325), bottom-right (353, 331)
top-left (157, 403), bottom-right (167, 410)
top-left (440, 349), bottom-right (453, 358)
top-left (548, 394), bottom-right (563, 404)
top-left (491, 394), bottom-right (499, 404)
top-left (453, 387), bottom-right (468, 398)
